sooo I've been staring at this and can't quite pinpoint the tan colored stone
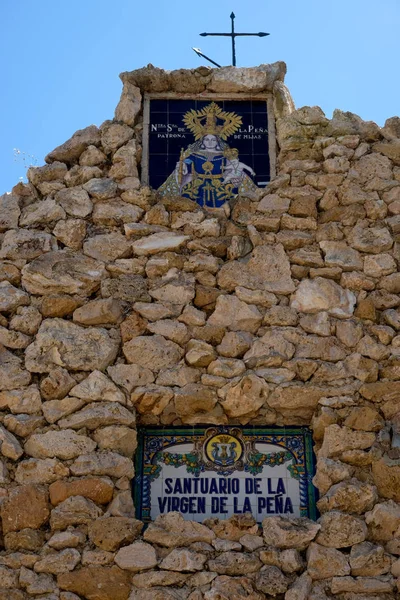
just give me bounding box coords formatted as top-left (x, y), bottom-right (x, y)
top-left (0, 228), bottom-right (57, 260)
top-left (69, 369), bottom-right (125, 404)
top-left (262, 516), bottom-right (320, 550)
top-left (319, 425), bottom-right (375, 458)
top-left (88, 516), bottom-right (143, 551)
top-left (131, 385), bottom-right (173, 415)
top-left (0, 424), bottom-right (23, 459)
top-left (209, 552), bottom-right (262, 576)
top-left (83, 232), bottom-right (131, 262)
top-left (120, 311), bottom-right (147, 342)
top-left (93, 425), bottom-right (137, 456)
top-left (267, 386), bottom-right (326, 421)
top-left (46, 125), bottom-right (101, 163)
top-left (48, 529), bottom-right (86, 549)
top-left (34, 548), bottom-right (80, 574)
top-left (40, 293), bottom-right (82, 318)
top-left (0, 192), bottom-right (20, 231)
top-left (291, 277), bottom-right (356, 318)
top-left (306, 542), bottom-right (350, 579)
top-left (93, 199), bottom-right (143, 225)
top-left (344, 407), bottom-right (384, 431)
top-left (107, 363), bottom-right (155, 393)
top-left (316, 511), bottom-right (367, 548)
top-left (371, 458), bottom-right (400, 503)
top-left (0, 345), bottom-right (31, 390)
top-left (25, 429), bottom-right (96, 459)
top-left (83, 177), bottom-right (118, 199)
top-left (20, 198), bottom-right (66, 227)
top-left (221, 374), bottom-right (269, 419)
top-left (350, 541), bottom-right (391, 576)
top-left (4, 528), bottom-right (45, 552)
top-left (218, 244), bottom-right (295, 295)
top-left (55, 186), bottom-right (93, 217)
top-left (42, 396), bottom-right (85, 424)
top-left (25, 318), bottom-right (119, 372)
top-left (143, 512), bottom-right (214, 547)
top-left (15, 457), bottom-right (69, 484)
top-left (58, 565), bottom-right (131, 600)
top-left (114, 541), bottom-right (157, 572)
top-left (22, 250), bottom-right (106, 296)
top-left (317, 479), bottom-right (378, 514)
top-left (49, 478), bottom-right (114, 506)
top-left (1, 484), bottom-right (49, 533)
top-left (185, 339), bottom-right (216, 367)
top-left (101, 274), bottom-right (150, 302)
top-left (147, 319), bottom-right (188, 345)
top-left (3, 414), bottom-right (45, 437)
top-left (70, 451), bottom-right (134, 478)
top-left (123, 334), bottom-right (184, 370)
top-left (50, 495), bottom-right (102, 530)
top-left (0, 385), bottom-right (41, 414)
top-left (208, 295), bottom-right (262, 333)
top-left (160, 548), bottom-right (207, 572)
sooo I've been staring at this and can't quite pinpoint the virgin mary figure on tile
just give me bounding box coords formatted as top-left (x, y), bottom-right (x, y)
top-left (158, 102), bottom-right (259, 208)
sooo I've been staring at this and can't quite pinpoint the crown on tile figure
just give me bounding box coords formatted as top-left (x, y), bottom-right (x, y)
top-left (183, 102), bottom-right (242, 140)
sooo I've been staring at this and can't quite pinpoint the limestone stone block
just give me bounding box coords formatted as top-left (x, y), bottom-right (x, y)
top-left (93, 199), bottom-right (143, 225)
top-left (131, 385), bottom-right (173, 416)
top-left (0, 281), bottom-right (29, 312)
top-left (83, 232), bottom-right (131, 262)
top-left (25, 319), bottom-right (119, 372)
top-left (350, 541), bottom-right (391, 576)
top-left (174, 384), bottom-right (217, 419)
top-left (147, 319), bottom-right (188, 345)
top-left (21, 250), bottom-right (106, 296)
top-left (365, 500), bottom-right (400, 542)
top-left (255, 565), bottom-right (289, 595)
top-left (160, 548), bottom-right (207, 572)
top-left (1, 484), bottom-right (49, 533)
top-left (0, 424), bottom-right (23, 459)
top-left (319, 425), bottom-right (376, 458)
top-left (107, 363), bottom-right (155, 393)
top-left (24, 429), bottom-right (96, 460)
top-left (0, 385), bottom-right (41, 414)
top-left (221, 374), bottom-right (269, 419)
top-left (0, 192), bottom-right (20, 231)
top-left (317, 479), bottom-right (378, 514)
top-left (34, 548), bottom-right (81, 574)
top-left (15, 458), bottom-right (69, 484)
top-left (115, 541), bottom-right (157, 572)
top-left (101, 274), bottom-right (150, 302)
top-left (83, 177), bottom-right (118, 199)
top-left (0, 345), bottom-right (31, 390)
top-left (101, 122), bottom-right (134, 154)
top-left (123, 334), bottom-right (184, 371)
top-left (316, 511), bottom-right (367, 548)
top-left (48, 529), bottom-right (86, 549)
top-left (4, 528), bottom-right (45, 552)
top-left (55, 186), bottom-right (93, 217)
top-left (262, 516), bottom-right (320, 550)
top-left (143, 512), bottom-right (214, 547)
top-left (49, 477), bottom-right (114, 506)
top-left (50, 495), bottom-right (103, 530)
top-left (20, 198), bottom-right (66, 227)
top-left (330, 575), bottom-right (394, 595)
top-left (70, 371), bottom-right (124, 406)
top-left (218, 244), bottom-right (295, 295)
top-left (70, 451), bottom-right (134, 478)
top-left (132, 232), bottom-right (189, 255)
top-left (92, 425), bottom-right (137, 456)
top-left (290, 277), bottom-right (356, 318)
top-left (45, 125), bottom-right (101, 163)
top-left (53, 218), bottom-right (86, 250)
top-left (208, 551), bottom-right (262, 576)
top-left (306, 542), bottom-right (350, 579)
top-left (185, 339), bottom-right (216, 367)
top-left (0, 229), bottom-right (57, 260)
top-left (20, 566), bottom-right (57, 595)
top-left (217, 331), bottom-right (253, 358)
top-left (28, 161), bottom-right (68, 186)
top-left (42, 396), bottom-right (85, 424)
top-left (58, 565), bottom-right (131, 600)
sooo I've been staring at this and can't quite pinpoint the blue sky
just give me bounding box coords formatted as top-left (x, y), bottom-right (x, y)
top-left (1, 0), bottom-right (399, 193)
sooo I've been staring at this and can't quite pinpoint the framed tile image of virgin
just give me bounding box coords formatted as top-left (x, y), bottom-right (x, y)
top-left (141, 95), bottom-right (276, 210)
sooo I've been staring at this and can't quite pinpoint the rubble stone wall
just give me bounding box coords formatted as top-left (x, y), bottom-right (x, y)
top-left (1, 62), bottom-right (400, 599)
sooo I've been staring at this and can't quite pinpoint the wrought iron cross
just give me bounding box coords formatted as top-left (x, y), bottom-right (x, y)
top-left (200, 12), bottom-right (269, 67)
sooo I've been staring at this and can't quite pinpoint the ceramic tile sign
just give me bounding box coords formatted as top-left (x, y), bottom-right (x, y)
top-left (134, 426), bottom-right (317, 524)
top-left (146, 99), bottom-right (270, 208)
